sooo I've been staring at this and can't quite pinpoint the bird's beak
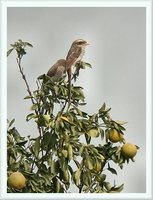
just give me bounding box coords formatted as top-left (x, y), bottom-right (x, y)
top-left (86, 42), bottom-right (90, 45)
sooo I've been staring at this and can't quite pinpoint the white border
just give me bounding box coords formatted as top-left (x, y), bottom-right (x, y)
top-left (0, 0), bottom-right (152, 199)
top-left (146, 1), bottom-right (153, 199)
top-left (0, 0), bottom-right (153, 7)
top-left (0, 0), bottom-right (8, 199)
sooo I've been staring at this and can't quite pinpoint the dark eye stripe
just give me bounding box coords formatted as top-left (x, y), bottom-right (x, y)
top-left (77, 41), bottom-right (86, 45)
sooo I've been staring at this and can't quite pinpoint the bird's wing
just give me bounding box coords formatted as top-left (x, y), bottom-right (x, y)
top-left (66, 47), bottom-right (81, 70)
top-left (47, 63), bottom-right (58, 77)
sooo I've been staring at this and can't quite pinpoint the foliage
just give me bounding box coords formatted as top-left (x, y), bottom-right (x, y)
top-left (7, 39), bottom-right (138, 193)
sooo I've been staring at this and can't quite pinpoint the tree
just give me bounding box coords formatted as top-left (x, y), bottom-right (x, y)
top-left (7, 39), bottom-right (139, 193)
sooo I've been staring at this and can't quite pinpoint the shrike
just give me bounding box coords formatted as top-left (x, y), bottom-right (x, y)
top-left (66, 39), bottom-right (89, 101)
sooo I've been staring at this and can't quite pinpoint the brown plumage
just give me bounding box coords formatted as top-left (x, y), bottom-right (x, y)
top-left (66, 39), bottom-right (89, 73)
top-left (47, 59), bottom-right (66, 82)
top-left (66, 39), bottom-right (89, 102)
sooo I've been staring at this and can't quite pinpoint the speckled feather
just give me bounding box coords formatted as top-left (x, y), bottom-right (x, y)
top-left (66, 40), bottom-right (86, 71)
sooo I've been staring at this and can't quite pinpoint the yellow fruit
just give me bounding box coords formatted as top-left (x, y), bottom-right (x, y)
top-left (109, 129), bottom-right (123, 143)
top-left (8, 171), bottom-right (26, 190)
top-left (87, 128), bottom-right (99, 137)
top-left (121, 143), bottom-right (137, 158)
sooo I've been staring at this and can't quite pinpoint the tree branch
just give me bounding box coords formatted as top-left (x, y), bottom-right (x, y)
top-left (16, 57), bottom-right (44, 157)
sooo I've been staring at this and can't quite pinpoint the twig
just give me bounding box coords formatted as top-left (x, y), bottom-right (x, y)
top-left (16, 58), bottom-right (33, 99)
top-left (60, 98), bottom-right (68, 113)
top-left (79, 183), bottom-right (83, 193)
top-left (16, 57), bottom-right (44, 157)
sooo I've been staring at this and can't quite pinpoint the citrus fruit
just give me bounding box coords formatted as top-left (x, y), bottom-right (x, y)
top-left (8, 171), bottom-right (26, 190)
top-left (109, 128), bottom-right (123, 143)
top-left (121, 143), bottom-right (137, 158)
top-left (87, 128), bottom-right (99, 137)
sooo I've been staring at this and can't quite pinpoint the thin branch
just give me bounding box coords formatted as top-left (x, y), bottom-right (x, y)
top-left (16, 58), bottom-right (33, 101)
top-left (79, 183), bottom-right (83, 193)
top-left (16, 57), bottom-right (44, 157)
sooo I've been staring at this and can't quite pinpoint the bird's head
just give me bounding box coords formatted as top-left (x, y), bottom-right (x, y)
top-left (72, 39), bottom-right (90, 47)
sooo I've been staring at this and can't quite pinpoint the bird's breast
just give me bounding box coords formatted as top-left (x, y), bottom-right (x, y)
top-left (77, 47), bottom-right (85, 62)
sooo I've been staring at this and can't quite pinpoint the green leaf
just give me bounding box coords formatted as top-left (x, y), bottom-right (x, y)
top-left (109, 184), bottom-right (124, 193)
top-left (63, 169), bottom-right (70, 183)
top-left (72, 86), bottom-right (85, 100)
top-left (68, 144), bottom-right (73, 160)
top-left (73, 159), bottom-right (81, 168)
top-left (43, 114), bottom-right (51, 123)
top-left (30, 104), bottom-right (38, 110)
top-left (85, 133), bottom-right (91, 144)
top-left (99, 103), bottom-right (106, 113)
top-left (105, 129), bottom-right (109, 143)
top-left (73, 169), bottom-right (81, 186)
top-left (29, 180), bottom-right (37, 192)
top-left (41, 132), bottom-right (52, 150)
top-left (8, 119), bottom-right (15, 127)
top-left (75, 61), bottom-right (92, 69)
top-left (26, 113), bottom-right (37, 121)
top-left (83, 171), bottom-right (92, 187)
top-left (62, 149), bottom-right (68, 158)
top-left (99, 103), bottom-right (111, 115)
top-left (75, 107), bottom-right (83, 117)
top-left (79, 102), bottom-right (87, 106)
top-left (115, 120), bottom-right (127, 125)
top-left (55, 178), bottom-right (61, 192)
top-left (37, 74), bottom-right (46, 80)
top-left (60, 116), bottom-right (71, 123)
top-left (63, 131), bottom-right (70, 143)
top-left (32, 137), bottom-right (40, 158)
top-left (99, 128), bottom-right (104, 141)
top-left (113, 122), bottom-right (120, 131)
top-left (24, 95), bottom-right (33, 99)
top-left (18, 48), bottom-right (26, 56)
top-left (25, 42), bottom-right (33, 47)
top-left (78, 145), bottom-right (84, 156)
top-left (49, 133), bottom-right (57, 150)
top-left (10, 127), bottom-right (24, 143)
top-left (53, 85), bottom-right (59, 95)
top-left (104, 182), bottom-right (112, 191)
top-left (85, 156), bottom-right (94, 170)
top-left (107, 167), bottom-right (117, 175)
top-left (37, 116), bottom-right (46, 127)
top-left (99, 174), bottom-right (106, 185)
top-left (50, 160), bottom-right (59, 174)
top-left (8, 148), bottom-right (17, 160)
top-left (7, 48), bottom-right (14, 56)
top-left (91, 147), bottom-right (99, 155)
top-left (103, 107), bottom-right (111, 113)
top-left (83, 62), bottom-right (92, 68)
top-left (16, 140), bottom-right (28, 146)
top-left (18, 39), bottom-right (24, 45)
top-left (23, 161), bottom-right (31, 171)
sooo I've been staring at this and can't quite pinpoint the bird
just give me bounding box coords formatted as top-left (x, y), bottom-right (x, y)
top-left (47, 59), bottom-right (66, 82)
top-left (66, 39), bottom-right (89, 79)
top-left (66, 39), bottom-right (89, 102)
